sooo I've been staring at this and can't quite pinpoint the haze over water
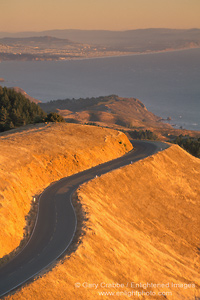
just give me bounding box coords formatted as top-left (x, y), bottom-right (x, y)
top-left (1, 48), bottom-right (200, 131)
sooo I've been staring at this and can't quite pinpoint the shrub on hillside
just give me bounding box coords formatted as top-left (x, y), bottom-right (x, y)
top-left (129, 130), bottom-right (157, 140)
top-left (45, 112), bottom-right (65, 123)
top-left (171, 135), bottom-right (200, 158)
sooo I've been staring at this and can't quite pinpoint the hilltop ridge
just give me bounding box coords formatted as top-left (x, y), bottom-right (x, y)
top-left (40, 95), bottom-right (171, 130)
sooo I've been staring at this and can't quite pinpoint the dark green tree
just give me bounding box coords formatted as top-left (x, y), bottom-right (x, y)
top-left (171, 135), bottom-right (200, 158)
top-left (0, 87), bottom-right (47, 132)
top-left (0, 107), bottom-right (9, 123)
top-left (45, 112), bottom-right (65, 123)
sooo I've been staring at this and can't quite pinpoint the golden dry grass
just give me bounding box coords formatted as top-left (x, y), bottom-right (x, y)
top-left (0, 122), bottom-right (132, 258)
top-left (56, 96), bottom-right (170, 130)
top-left (6, 145), bottom-right (200, 300)
top-left (55, 96), bottom-right (200, 141)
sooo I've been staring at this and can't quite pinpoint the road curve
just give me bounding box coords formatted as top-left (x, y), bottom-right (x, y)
top-left (0, 140), bottom-right (169, 298)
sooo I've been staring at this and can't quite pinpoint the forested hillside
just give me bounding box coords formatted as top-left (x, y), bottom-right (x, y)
top-left (0, 86), bottom-right (46, 132)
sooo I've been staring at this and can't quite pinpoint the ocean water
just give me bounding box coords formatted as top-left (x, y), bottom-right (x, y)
top-left (0, 48), bottom-right (200, 131)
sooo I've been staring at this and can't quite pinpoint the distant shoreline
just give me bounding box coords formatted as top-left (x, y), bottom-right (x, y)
top-left (1, 48), bottom-right (199, 131)
top-left (63, 46), bottom-right (200, 62)
top-left (0, 46), bottom-right (200, 63)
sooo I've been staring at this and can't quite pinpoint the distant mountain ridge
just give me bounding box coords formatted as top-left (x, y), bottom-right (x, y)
top-left (0, 36), bottom-right (76, 46)
top-left (0, 28), bottom-right (200, 46)
top-left (0, 29), bottom-right (200, 61)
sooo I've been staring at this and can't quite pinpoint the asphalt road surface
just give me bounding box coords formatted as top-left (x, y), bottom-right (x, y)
top-left (0, 140), bottom-right (169, 298)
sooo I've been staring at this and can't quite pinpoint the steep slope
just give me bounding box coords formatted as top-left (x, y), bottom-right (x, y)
top-left (0, 123), bottom-right (132, 259)
top-left (6, 145), bottom-right (200, 300)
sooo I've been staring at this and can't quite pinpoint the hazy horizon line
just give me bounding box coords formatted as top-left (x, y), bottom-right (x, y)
top-left (1, 27), bottom-right (200, 34)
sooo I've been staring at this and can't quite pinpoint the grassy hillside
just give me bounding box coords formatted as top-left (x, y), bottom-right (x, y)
top-left (40, 95), bottom-right (200, 141)
top-left (6, 145), bottom-right (200, 300)
top-left (40, 95), bottom-right (171, 130)
top-left (0, 123), bottom-right (132, 259)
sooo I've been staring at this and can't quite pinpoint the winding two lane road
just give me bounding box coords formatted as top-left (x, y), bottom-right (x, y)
top-left (0, 140), bottom-right (169, 298)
